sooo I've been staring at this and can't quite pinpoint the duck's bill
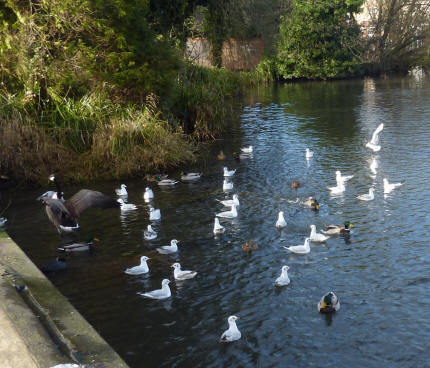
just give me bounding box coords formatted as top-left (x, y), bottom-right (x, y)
top-left (93, 237), bottom-right (100, 242)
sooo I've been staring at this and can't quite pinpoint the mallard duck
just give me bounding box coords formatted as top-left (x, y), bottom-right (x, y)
top-left (115, 184), bottom-right (128, 196)
top-left (291, 181), bottom-right (301, 189)
top-left (242, 240), bottom-right (258, 252)
top-left (171, 263), bottom-right (197, 280)
top-left (283, 238), bottom-right (310, 254)
top-left (220, 316), bottom-right (241, 342)
top-left (156, 176), bottom-right (178, 186)
top-left (275, 265), bottom-right (290, 286)
top-left (324, 221), bottom-right (354, 235)
top-left (58, 235), bottom-right (100, 252)
top-left (39, 175), bottom-right (119, 232)
top-left (138, 279), bottom-right (171, 300)
top-left (304, 197), bottom-right (320, 211)
top-left (318, 292), bottom-right (340, 313)
top-left (145, 174), bottom-right (168, 182)
top-left (217, 150), bottom-right (226, 161)
top-left (233, 151), bottom-right (249, 161)
top-left (180, 171), bottom-right (202, 181)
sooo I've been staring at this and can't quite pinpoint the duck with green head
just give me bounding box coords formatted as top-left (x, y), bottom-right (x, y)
top-left (180, 170), bottom-right (202, 181)
top-left (58, 235), bottom-right (99, 252)
top-left (324, 221), bottom-right (354, 235)
top-left (304, 197), bottom-right (319, 211)
top-left (318, 292), bottom-right (340, 313)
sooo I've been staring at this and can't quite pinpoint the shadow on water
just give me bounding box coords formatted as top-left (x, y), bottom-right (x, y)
top-left (3, 75), bottom-right (430, 367)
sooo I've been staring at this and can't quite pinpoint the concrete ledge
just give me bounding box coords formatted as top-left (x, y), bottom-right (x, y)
top-left (0, 231), bottom-right (129, 368)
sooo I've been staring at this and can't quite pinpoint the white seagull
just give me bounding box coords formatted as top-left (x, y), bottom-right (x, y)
top-left (220, 315), bottom-right (241, 342)
top-left (284, 238), bottom-right (310, 254)
top-left (357, 187), bottom-right (375, 201)
top-left (149, 207), bottom-right (161, 220)
top-left (223, 167), bottom-right (236, 177)
top-left (213, 217), bottom-right (226, 234)
top-left (156, 239), bottom-right (179, 254)
top-left (309, 224), bottom-right (329, 242)
top-left (383, 178), bottom-right (402, 194)
top-left (125, 256), bottom-right (150, 275)
top-left (143, 187), bottom-right (154, 201)
top-left (217, 194), bottom-right (240, 207)
top-left (117, 198), bottom-right (137, 211)
top-left (275, 211), bottom-right (287, 229)
top-left (240, 145), bottom-right (253, 153)
top-left (275, 265), bottom-right (290, 286)
top-left (144, 225), bottom-right (157, 240)
top-left (335, 170), bottom-right (353, 184)
top-left (172, 263), bottom-right (197, 280)
top-left (306, 148), bottom-right (313, 159)
top-left (223, 179), bottom-right (234, 191)
top-left (365, 123), bottom-right (384, 152)
top-left (115, 184), bottom-right (128, 196)
top-left (138, 279), bottom-right (171, 300)
top-left (328, 182), bottom-right (345, 195)
top-left (216, 204), bottom-right (238, 219)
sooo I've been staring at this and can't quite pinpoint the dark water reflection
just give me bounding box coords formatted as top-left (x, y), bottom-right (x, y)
top-left (3, 76), bottom-right (430, 367)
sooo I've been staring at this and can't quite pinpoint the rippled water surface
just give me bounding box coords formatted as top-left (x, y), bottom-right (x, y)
top-left (3, 77), bottom-right (430, 367)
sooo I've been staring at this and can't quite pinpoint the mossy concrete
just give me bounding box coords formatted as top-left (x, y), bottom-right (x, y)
top-left (0, 230), bottom-right (129, 367)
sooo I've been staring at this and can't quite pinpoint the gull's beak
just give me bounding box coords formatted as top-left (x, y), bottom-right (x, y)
top-left (93, 237), bottom-right (100, 242)
top-left (236, 317), bottom-right (240, 320)
top-left (171, 264), bottom-right (175, 268)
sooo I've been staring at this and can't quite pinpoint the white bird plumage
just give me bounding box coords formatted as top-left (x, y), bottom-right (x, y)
top-left (328, 182), bottom-right (345, 194)
top-left (216, 204), bottom-right (238, 219)
top-left (156, 239), bottom-right (179, 254)
top-left (383, 178), bottom-right (402, 194)
top-left (220, 315), bottom-right (241, 342)
top-left (115, 184), bottom-right (128, 196)
top-left (357, 187), bottom-right (375, 201)
top-left (217, 194), bottom-right (239, 207)
top-left (125, 256), bottom-right (150, 275)
top-left (306, 148), bottom-right (313, 159)
top-left (275, 265), bottom-right (290, 286)
top-left (157, 178), bottom-right (178, 186)
top-left (223, 167), bottom-right (236, 177)
top-left (240, 145), bottom-right (253, 153)
top-left (149, 207), bottom-right (161, 220)
top-left (223, 179), bottom-right (234, 191)
top-left (138, 279), bottom-right (171, 300)
top-left (284, 238), bottom-right (310, 254)
top-left (172, 263), bottom-right (197, 280)
top-left (309, 224), bottom-right (329, 242)
top-left (335, 170), bottom-right (353, 184)
top-left (117, 198), bottom-right (137, 211)
top-left (275, 211), bottom-right (287, 229)
top-left (366, 123), bottom-right (384, 151)
top-left (213, 217), bottom-right (225, 234)
top-left (143, 187), bottom-right (154, 201)
top-left (144, 225), bottom-right (157, 240)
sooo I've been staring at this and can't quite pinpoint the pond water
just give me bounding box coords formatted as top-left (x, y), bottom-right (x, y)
top-left (3, 76), bottom-right (430, 367)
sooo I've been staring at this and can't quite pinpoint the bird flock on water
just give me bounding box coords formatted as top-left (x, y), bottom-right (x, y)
top-left (29, 123), bottom-right (404, 343)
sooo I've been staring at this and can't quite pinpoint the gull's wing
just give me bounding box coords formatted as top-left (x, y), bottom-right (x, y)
top-left (370, 123), bottom-right (384, 144)
top-left (66, 189), bottom-right (119, 218)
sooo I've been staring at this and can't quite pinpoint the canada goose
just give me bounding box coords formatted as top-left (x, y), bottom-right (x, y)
top-left (39, 175), bottom-right (119, 232)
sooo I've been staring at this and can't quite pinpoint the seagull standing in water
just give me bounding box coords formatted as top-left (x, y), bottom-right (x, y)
top-left (366, 123), bottom-right (384, 152)
top-left (220, 316), bottom-right (241, 342)
top-left (138, 279), bottom-right (171, 299)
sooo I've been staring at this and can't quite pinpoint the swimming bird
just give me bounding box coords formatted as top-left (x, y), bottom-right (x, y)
top-left (309, 224), bottom-right (329, 242)
top-left (335, 170), bottom-right (353, 184)
top-left (323, 221), bottom-right (354, 235)
top-left (275, 265), bottom-right (290, 286)
top-left (58, 235), bottom-right (100, 252)
top-left (138, 279), bottom-right (171, 300)
top-left (181, 171), bottom-right (202, 181)
top-left (144, 225), bottom-right (157, 240)
top-left (217, 194), bottom-right (240, 207)
top-left (143, 187), bottom-right (154, 201)
top-left (223, 167), bottom-right (236, 177)
top-left (223, 179), bottom-right (234, 191)
top-left (383, 178), bottom-right (402, 194)
top-left (37, 173), bottom-right (65, 202)
top-left (213, 217), bottom-right (225, 234)
top-left (38, 175), bottom-right (119, 232)
top-left (304, 197), bottom-right (320, 211)
top-left (240, 145), bottom-right (253, 153)
top-left (318, 292), bottom-right (340, 313)
top-left (328, 182), bottom-right (345, 195)
top-left (370, 158), bottom-right (378, 174)
top-left (216, 204), bottom-right (238, 219)
top-left (276, 211), bottom-right (287, 229)
top-left (217, 151), bottom-right (226, 161)
top-left (115, 184), bottom-right (128, 196)
top-left (290, 181), bottom-right (301, 189)
top-left (242, 240), bottom-right (258, 252)
top-left (305, 148), bottom-right (313, 159)
top-left (357, 187), bottom-right (374, 201)
top-left (283, 238), bottom-right (310, 254)
top-left (156, 177), bottom-right (178, 186)
top-left (149, 207), bottom-right (161, 220)
top-left (172, 263), bottom-right (197, 280)
top-left (125, 256), bottom-right (150, 275)
top-left (220, 316), bottom-right (241, 342)
top-left (365, 123), bottom-right (384, 152)
top-left (156, 239), bottom-right (179, 254)
top-left (0, 218), bottom-right (7, 227)
top-left (117, 198), bottom-right (137, 211)
top-left (233, 151), bottom-right (250, 161)
top-left (41, 257), bottom-right (67, 274)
